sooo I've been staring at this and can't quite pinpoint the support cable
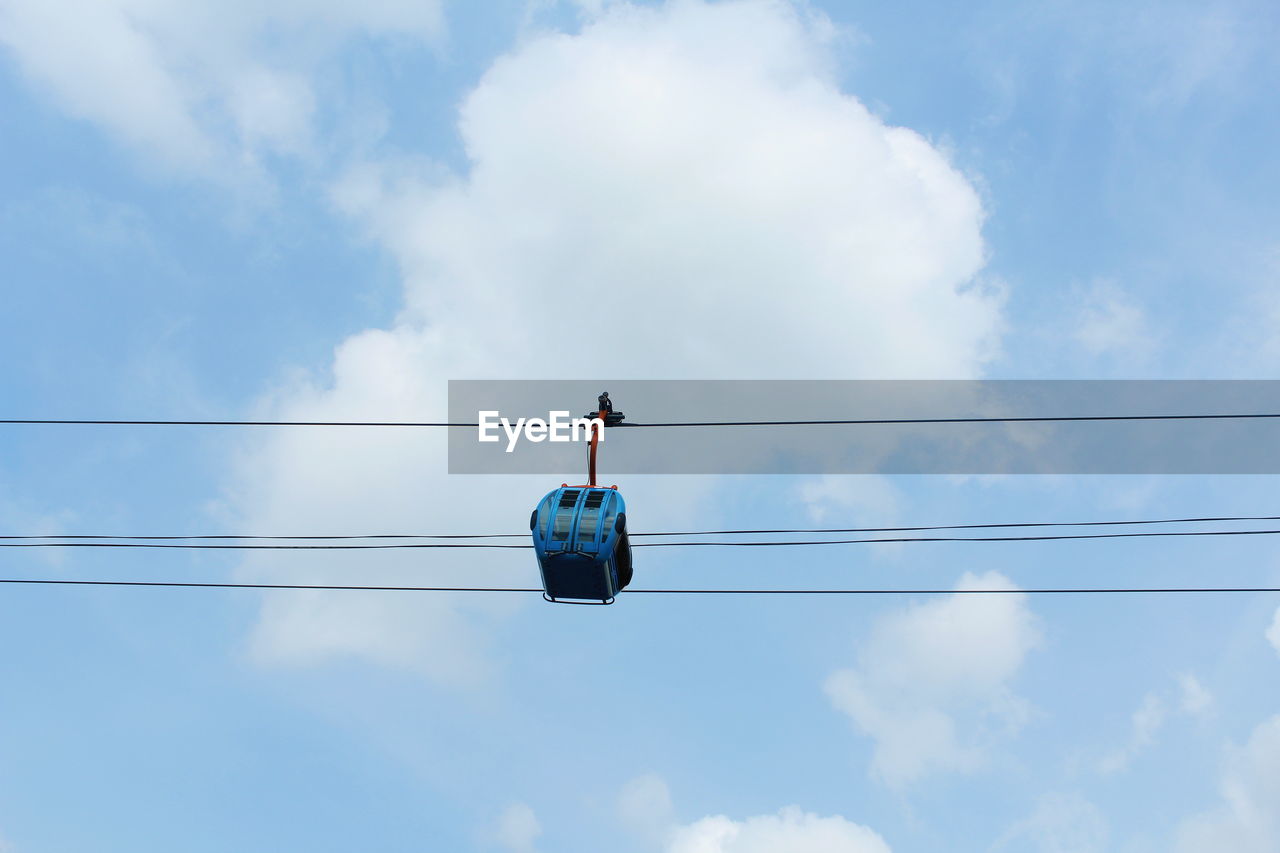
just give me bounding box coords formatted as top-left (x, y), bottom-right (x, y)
top-left (0, 578), bottom-right (1277, 595)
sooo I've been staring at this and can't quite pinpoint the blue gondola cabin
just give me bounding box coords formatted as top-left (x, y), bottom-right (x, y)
top-left (531, 486), bottom-right (633, 603)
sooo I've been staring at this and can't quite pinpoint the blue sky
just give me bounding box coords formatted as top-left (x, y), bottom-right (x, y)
top-left (2, 1), bottom-right (1280, 851)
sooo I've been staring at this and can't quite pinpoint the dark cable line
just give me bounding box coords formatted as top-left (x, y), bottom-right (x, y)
top-left (639, 514), bottom-right (1280, 537)
top-left (7, 513), bottom-right (1280, 542)
top-left (0, 578), bottom-right (540, 592)
top-left (0, 533), bottom-right (529, 541)
top-left (0, 419), bottom-right (473, 427)
top-left (0, 578), bottom-right (1277, 595)
top-left (8, 527), bottom-right (1280, 549)
top-left (635, 528), bottom-right (1280, 546)
top-left (6, 412), bottom-right (1280, 428)
top-left (629, 587), bottom-right (1280, 595)
top-left (618, 413), bottom-right (1280, 427)
top-left (0, 542), bottom-right (533, 550)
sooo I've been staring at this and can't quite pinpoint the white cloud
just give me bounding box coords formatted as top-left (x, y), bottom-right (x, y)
top-left (1176, 715), bottom-right (1280, 853)
top-left (992, 792), bottom-right (1108, 853)
top-left (1070, 280), bottom-right (1158, 362)
top-left (796, 476), bottom-right (901, 526)
top-left (1267, 607), bottom-right (1280, 658)
top-left (612, 776), bottom-right (892, 852)
top-left (1098, 673), bottom-right (1213, 774)
top-left (494, 802), bottom-right (542, 853)
top-left (246, 583), bottom-right (498, 687)
top-left (1111, 4), bottom-right (1252, 109)
top-left (332, 0), bottom-right (998, 379)
top-left (979, 3), bottom-right (1259, 117)
top-left (1178, 673), bottom-right (1213, 715)
top-left (1098, 692), bottom-right (1166, 775)
top-left (824, 571), bottom-right (1040, 788)
top-left (0, 0), bottom-right (443, 177)
top-left (229, 0), bottom-right (1003, 679)
top-left (667, 806), bottom-right (891, 853)
top-left (795, 475), bottom-right (905, 557)
top-left (618, 773), bottom-right (675, 838)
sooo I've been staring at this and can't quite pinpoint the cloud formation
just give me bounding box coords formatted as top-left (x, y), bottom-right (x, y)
top-left (613, 774), bottom-right (892, 852)
top-left (333, 0), bottom-right (999, 380)
top-left (1176, 715), bottom-right (1280, 853)
top-left (618, 773), bottom-right (676, 838)
top-left (1070, 280), bottom-right (1158, 363)
top-left (223, 0), bottom-right (1003, 677)
top-left (1178, 673), bottom-right (1213, 715)
top-left (0, 0), bottom-right (1004, 679)
top-left (0, 0), bottom-right (442, 176)
top-left (824, 571), bottom-right (1040, 788)
top-left (992, 792), bottom-right (1108, 853)
top-left (494, 802), bottom-right (542, 853)
top-left (1098, 692), bottom-right (1167, 775)
top-left (667, 806), bottom-right (891, 853)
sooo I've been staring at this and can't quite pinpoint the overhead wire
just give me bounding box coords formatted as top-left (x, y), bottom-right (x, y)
top-left (617, 413), bottom-right (1280, 427)
top-left (0, 419), bottom-right (471, 427)
top-left (5, 516), bottom-right (1278, 594)
top-left (7, 416), bottom-right (1279, 597)
top-left (5, 513), bottom-right (1278, 541)
top-left (0, 578), bottom-right (1277, 595)
top-left (637, 513), bottom-right (1280, 536)
top-left (6, 526), bottom-right (1280, 549)
top-left (5, 411), bottom-right (1280, 428)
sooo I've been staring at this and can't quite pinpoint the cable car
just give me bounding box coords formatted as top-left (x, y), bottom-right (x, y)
top-left (530, 392), bottom-right (633, 604)
top-left (531, 486), bottom-right (632, 603)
